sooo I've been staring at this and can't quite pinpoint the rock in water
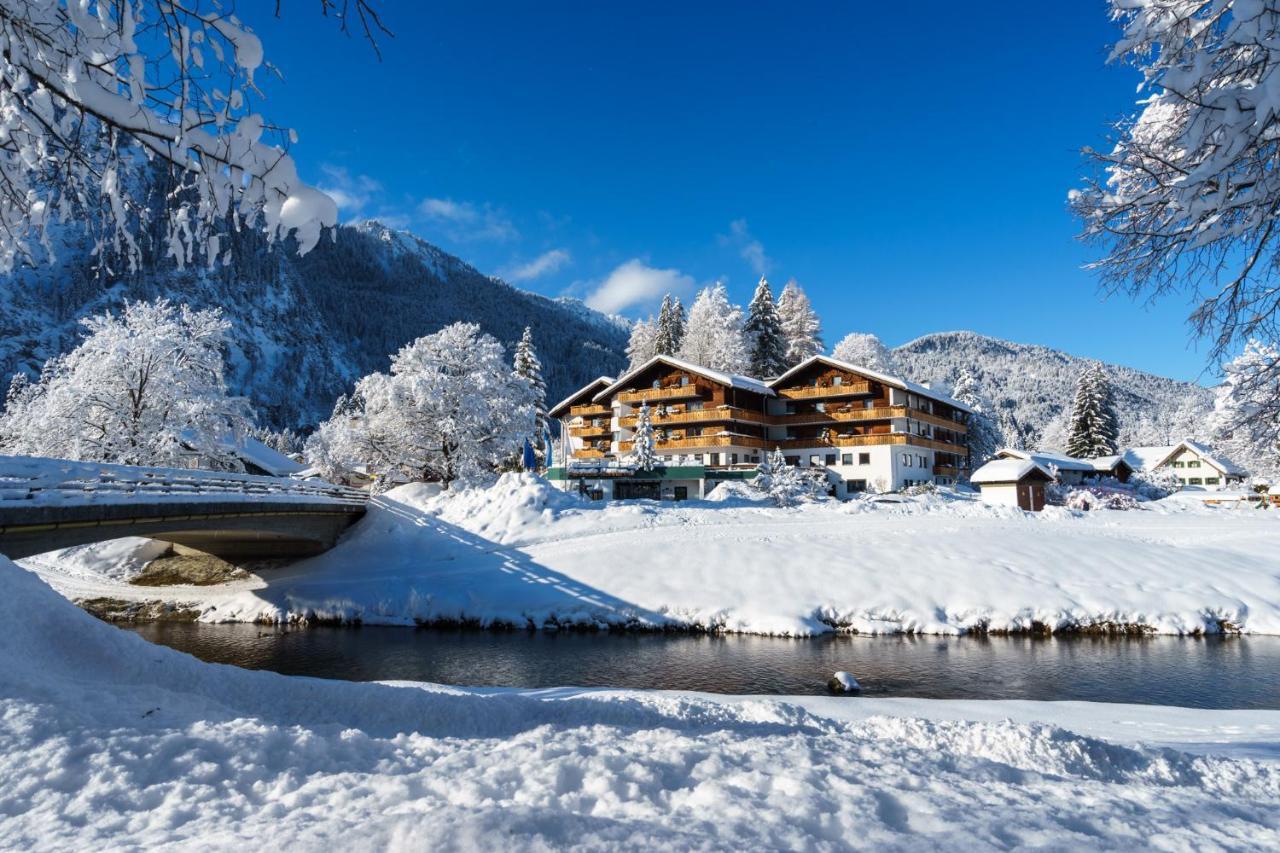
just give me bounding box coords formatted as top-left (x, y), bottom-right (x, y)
top-left (828, 671), bottom-right (860, 693)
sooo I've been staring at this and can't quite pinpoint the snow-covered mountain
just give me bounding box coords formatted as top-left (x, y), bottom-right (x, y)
top-left (892, 331), bottom-right (1214, 451)
top-left (0, 220), bottom-right (629, 429)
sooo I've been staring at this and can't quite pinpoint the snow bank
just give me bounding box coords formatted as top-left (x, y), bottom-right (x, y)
top-left (2, 556), bottom-right (1279, 848)
top-left (21, 478), bottom-right (1280, 636)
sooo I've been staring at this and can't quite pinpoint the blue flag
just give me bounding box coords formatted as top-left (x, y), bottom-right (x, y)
top-left (522, 438), bottom-right (537, 471)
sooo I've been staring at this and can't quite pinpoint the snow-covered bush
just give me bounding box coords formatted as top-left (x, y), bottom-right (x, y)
top-left (1063, 487), bottom-right (1140, 512)
top-left (0, 299), bottom-right (251, 468)
top-left (305, 323), bottom-right (535, 489)
top-left (1131, 468), bottom-right (1182, 501)
top-left (901, 482), bottom-right (939, 497)
top-left (627, 403), bottom-right (660, 471)
top-left (752, 448), bottom-right (830, 506)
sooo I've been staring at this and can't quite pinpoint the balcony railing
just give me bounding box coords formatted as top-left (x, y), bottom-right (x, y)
top-left (618, 435), bottom-right (770, 453)
top-left (569, 404), bottom-right (611, 418)
top-left (572, 448), bottom-right (610, 459)
top-left (569, 425), bottom-right (612, 438)
top-left (933, 465), bottom-right (961, 477)
top-left (615, 385), bottom-right (706, 404)
top-left (618, 406), bottom-right (770, 428)
top-left (777, 405), bottom-right (906, 425)
top-left (776, 433), bottom-right (968, 454)
top-left (775, 381), bottom-right (872, 400)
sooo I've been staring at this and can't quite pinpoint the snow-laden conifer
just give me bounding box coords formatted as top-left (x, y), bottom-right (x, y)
top-left (514, 327), bottom-right (549, 464)
top-left (777, 280), bottom-right (823, 367)
top-left (1065, 363), bottom-right (1119, 458)
top-left (744, 277), bottom-right (788, 378)
top-left (626, 318), bottom-right (659, 371)
top-left (0, 299), bottom-right (251, 468)
top-left (654, 295), bottom-right (686, 356)
top-left (751, 447), bottom-right (828, 506)
top-left (628, 403), bottom-right (660, 471)
top-left (949, 371), bottom-right (1002, 468)
top-left (1211, 339), bottom-right (1279, 478)
top-left (677, 284), bottom-right (748, 373)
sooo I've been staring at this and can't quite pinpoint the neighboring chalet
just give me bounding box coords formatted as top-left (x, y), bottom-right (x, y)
top-left (1123, 439), bottom-right (1247, 489)
top-left (970, 458), bottom-right (1054, 511)
top-left (993, 449), bottom-right (1133, 485)
top-left (548, 355), bottom-right (972, 500)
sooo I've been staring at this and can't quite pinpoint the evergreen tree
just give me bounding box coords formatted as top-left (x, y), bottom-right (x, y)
top-left (777, 280), bottom-right (823, 367)
top-left (831, 332), bottom-right (895, 372)
top-left (677, 284), bottom-right (748, 373)
top-left (949, 370), bottom-right (1002, 468)
top-left (627, 402), bottom-right (660, 471)
top-left (513, 326), bottom-right (549, 465)
top-left (626, 317), bottom-right (659, 371)
top-left (1065, 363), bottom-right (1119, 458)
top-left (654, 294), bottom-right (686, 356)
top-left (743, 277), bottom-right (788, 378)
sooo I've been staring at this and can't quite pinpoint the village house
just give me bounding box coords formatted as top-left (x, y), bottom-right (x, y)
top-left (1123, 439), bottom-right (1247, 489)
top-left (547, 354), bottom-right (972, 500)
top-left (992, 448), bottom-right (1133, 485)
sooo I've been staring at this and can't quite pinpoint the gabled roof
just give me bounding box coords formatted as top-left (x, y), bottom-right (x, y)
top-left (592, 355), bottom-right (774, 402)
top-left (767, 355), bottom-right (974, 414)
top-left (1123, 439), bottom-right (1247, 477)
top-left (548, 376), bottom-right (615, 418)
top-left (1090, 455), bottom-right (1133, 473)
top-left (995, 448), bottom-right (1095, 473)
top-left (970, 458), bottom-right (1054, 485)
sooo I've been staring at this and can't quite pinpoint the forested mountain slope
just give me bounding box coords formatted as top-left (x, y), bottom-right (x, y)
top-left (892, 331), bottom-right (1213, 451)
top-left (0, 220), bottom-right (628, 429)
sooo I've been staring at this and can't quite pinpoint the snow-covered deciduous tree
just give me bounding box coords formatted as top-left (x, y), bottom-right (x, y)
top-left (777, 280), bottom-right (823, 367)
top-left (306, 323), bottom-right (535, 490)
top-left (514, 327), bottom-right (549, 463)
top-left (1211, 339), bottom-right (1280, 478)
top-left (831, 332), bottom-right (896, 373)
top-left (751, 447), bottom-right (828, 506)
top-left (1065, 363), bottom-right (1120, 458)
top-left (654, 294), bottom-right (685, 356)
top-left (1073, 1), bottom-right (1280, 434)
top-left (0, 299), bottom-right (251, 467)
top-left (627, 403), bottom-right (660, 471)
top-left (0, 1), bottom-right (379, 273)
top-left (949, 371), bottom-right (1002, 468)
top-left (678, 283), bottom-right (748, 373)
top-left (743, 277), bottom-right (788, 378)
top-left (626, 317), bottom-right (659, 371)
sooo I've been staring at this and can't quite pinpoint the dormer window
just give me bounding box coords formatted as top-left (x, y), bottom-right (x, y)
top-left (680, 375), bottom-right (690, 386)
top-left (652, 379), bottom-right (661, 390)
top-left (832, 376), bottom-right (843, 386)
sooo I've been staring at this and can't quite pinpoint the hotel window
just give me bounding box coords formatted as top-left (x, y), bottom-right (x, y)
top-left (785, 456), bottom-right (800, 466)
top-left (901, 453), bottom-right (911, 466)
top-left (1205, 477), bottom-right (1220, 485)
top-left (730, 453), bottom-right (739, 464)
top-left (652, 379), bottom-right (661, 389)
top-left (841, 454), bottom-right (853, 465)
top-left (826, 454), bottom-right (837, 466)
top-left (810, 455), bottom-right (822, 466)
top-left (917, 455), bottom-right (927, 468)
top-left (832, 376), bottom-right (843, 386)
top-left (864, 399), bottom-right (875, 409)
top-left (847, 479), bottom-right (867, 492)
top-left (859, 452), bottom-right (870, 465)
top-left (680, 375), bottom-right (689, 386)
top-left (815, 402), bottom-right (826, 412)
top-left (688, 401), bottom-right (703, 411)
top-left (748, 455), bottom-right (760, 464)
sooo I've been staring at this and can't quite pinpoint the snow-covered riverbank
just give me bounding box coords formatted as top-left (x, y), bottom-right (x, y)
top-left (22, 474), bottom-right (1280, 636)
top-left (2, 555), bottom-right (1279, 849)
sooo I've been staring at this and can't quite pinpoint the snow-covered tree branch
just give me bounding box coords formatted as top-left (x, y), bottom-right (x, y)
top-left (0, 1), bottom-right (384, 273)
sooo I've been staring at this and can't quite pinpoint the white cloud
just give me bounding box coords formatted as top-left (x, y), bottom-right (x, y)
top-left (316, 165), bottom-right (382, 217)
top-left (503, 249), bottom-right (572, 283)
top-left (585, 259), bottom-right (695, 314)
top-left (418, 197), bottom-right (519, 242)
top-left (720, 218), bottom-right (771, 276)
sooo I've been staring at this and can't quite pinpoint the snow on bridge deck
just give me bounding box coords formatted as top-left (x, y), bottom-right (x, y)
top-left (0, 456), bottom-right (368, 560)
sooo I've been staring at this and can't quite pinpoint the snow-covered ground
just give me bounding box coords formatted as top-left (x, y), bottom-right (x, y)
top-left (22, 474), bottom-right (1280, 636)
top-left (2, 554), bottom-right (1279, 849)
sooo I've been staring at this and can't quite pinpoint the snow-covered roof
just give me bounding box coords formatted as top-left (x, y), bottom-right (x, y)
top-left (995, 448), bottom-right (1095, 473)
top-left (970, 458), bottom-right (1053, 485)
top-left (1089, 455), bottom-right (1132, 473)
top-left (768, 355), bottom-right (974, 414)
top-left (231, 436), bottom-right (307, 477)
top-left (548, 376), bottom-right (615, 418)
top-left (593, 355), bottom-right (774, 402)
top-left (1123, 440), bottom-right (1247, 477)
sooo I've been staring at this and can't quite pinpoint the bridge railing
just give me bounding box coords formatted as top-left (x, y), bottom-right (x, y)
top-left (0, 455), bottom-right (368, 507)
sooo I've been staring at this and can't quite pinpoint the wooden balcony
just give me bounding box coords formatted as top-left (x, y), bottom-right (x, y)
top-left (777, 433), bottom-right (968, 454)
top-left (616, 385), bottom-right (703, 404)
top-left (618, 406), bottom-right (770, 428)
top-left (775, 381), bottom-right (871, 400)
top-left (778, 405), bottom-right (906, 425)
top-left (569, 404), bottom-right (611, 418)
top-left (618, 435), bottom-right (770, 453)
top-left (907, 408), bottom-right (969, 434)
top-left (569, 425), bottom-right (612, 438)
top-left (933, 465), bottom-right (961, 477)
top-left (572, 448), bottom-right (610, 459)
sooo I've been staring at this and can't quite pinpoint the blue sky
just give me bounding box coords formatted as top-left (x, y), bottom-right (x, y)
top-left (253, 2), bottom-right (1215, 382)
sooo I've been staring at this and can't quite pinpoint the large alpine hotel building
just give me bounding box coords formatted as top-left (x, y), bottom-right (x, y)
top-left (548, 354), bottom-right (972, 500)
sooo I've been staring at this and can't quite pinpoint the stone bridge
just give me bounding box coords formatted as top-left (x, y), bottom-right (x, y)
top-left (0, 456), bottom-right (368, 560)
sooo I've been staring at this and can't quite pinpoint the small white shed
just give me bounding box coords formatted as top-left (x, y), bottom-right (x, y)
top-left (971, 459), bottom-right (1054, 511)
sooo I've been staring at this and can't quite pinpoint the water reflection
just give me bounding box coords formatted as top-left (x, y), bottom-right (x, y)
top-left (124, 623), bottom-right (1280, 709)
